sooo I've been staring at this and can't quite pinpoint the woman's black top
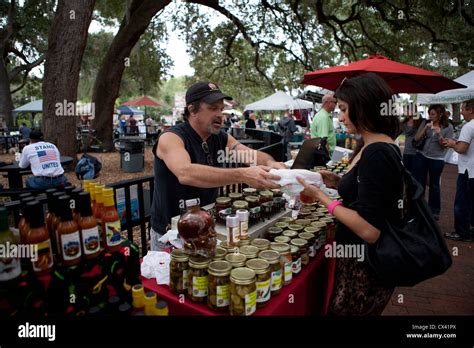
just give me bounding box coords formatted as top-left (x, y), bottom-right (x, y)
top-left (336, 142), bottom-right (404, 245)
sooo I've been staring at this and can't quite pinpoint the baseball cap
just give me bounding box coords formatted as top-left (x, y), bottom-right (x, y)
top-left (185, 81), bottom-right (232, 105)
top-left (29, 130), bottom-right (44, 140)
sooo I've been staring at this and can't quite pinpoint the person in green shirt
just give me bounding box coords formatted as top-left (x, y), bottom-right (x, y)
top-left (310, 93), bottom-right (337, 155)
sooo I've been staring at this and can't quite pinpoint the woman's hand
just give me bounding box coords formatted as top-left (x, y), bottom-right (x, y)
top-left (318, 170), bottom-right (340, 189)
top-left (296, 176), bottom-right (332, 206)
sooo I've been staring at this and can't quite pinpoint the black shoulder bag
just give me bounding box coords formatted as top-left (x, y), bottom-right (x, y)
top-left (412, 120), bottom-right (428, 150)
top-left (364, 144), bottom-right (452, 287)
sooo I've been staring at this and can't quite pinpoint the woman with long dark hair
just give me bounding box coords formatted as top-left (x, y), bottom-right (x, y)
top-left (297, 73), bottom-right (402, 315)
top-left (412, 105), bottom-right (453, 219)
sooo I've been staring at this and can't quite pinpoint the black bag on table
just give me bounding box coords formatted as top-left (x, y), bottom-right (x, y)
top-left (291, 137), bottom-right (331, 170)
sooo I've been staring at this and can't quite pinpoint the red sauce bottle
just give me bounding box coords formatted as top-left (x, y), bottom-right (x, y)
top-left (56, 195), bottom-right (82, 266)
top-left (101, 188), bottom-right (122, 253)
top-left (77, 192), bottom-right (101, 260)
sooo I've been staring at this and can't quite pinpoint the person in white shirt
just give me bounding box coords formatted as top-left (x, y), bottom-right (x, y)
top-left (18, 130), bottom-right (69, 189)
top-left (443, 99), bottom-right (474, 242)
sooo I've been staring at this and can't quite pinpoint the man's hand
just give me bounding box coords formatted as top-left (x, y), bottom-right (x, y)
top-left (241, 166), bottom-right (281, 189)
top-left (266, 160), bottom-right (287, 170)
top-left (442, 138), bottom-right (456, 148)
top-left (318, 170), bottom-right (341, 189)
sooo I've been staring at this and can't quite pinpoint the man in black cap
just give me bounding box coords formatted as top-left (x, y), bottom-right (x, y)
top-left (18, 130), bottom-right (69, 189)
top-left (150, 81), bottom-right (286, 250)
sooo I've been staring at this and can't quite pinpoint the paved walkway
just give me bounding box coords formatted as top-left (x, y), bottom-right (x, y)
top-left (382, 164), bottom-right (474, 315)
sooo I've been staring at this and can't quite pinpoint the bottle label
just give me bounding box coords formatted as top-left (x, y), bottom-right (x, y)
top-left (292, 257), bottom-right (301, 274)
top-left (228, 227), bottom-right (240, 245)
top-left (32, 239), bottom-right (53, 272)
top-left (81, 226), bottom-right (100, 255)
top-left (182, 269), bottom-right (188, 289)
top-left (218, 208), bottom-right (232, 217)
top-left (0, 255), bottom-right (21, 281)
top-left (239, 221), bottom-right (249, 239)
top-left (96, 219), bottom-right (103, 240)
top-left (61, 231), bottom-right (82, 261)
top-left (216, 284), bottom-right (229, 307)
top-left (244, 290), bottom-right (257, 315)
top-left (256, 278), bottom-right (271, 303)
top-left (105, 220), bottom-right (122, 247)
top-left (192, 276), bottom-right (208, 297)
top-left (271, 270), bottom-right (282, 290)
top-left (284, 261), bottom-right (293, 282)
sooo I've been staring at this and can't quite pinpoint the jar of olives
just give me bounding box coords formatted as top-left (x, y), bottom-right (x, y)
top-left (169, 249), bottom-right (189, 294)
top-left (282, 230), bottom-right (298, 239)
top-left (267, 226), bottom-right (283, 241)
top-left (259, 190), bottom-right (274, 203)
top-left (230, 267), bottom-right (257, 316)
top-left (246, 259), bottom-right (271, 308)
top-left (291, 238), bottom-right (309, 267)
top-left (225, 253), bottom-right (247, 268)
top-left (239, 245), bottom-right (259, 260)
top-left (290, 245), bottom-right (301, 275)
top-left (213, 247), bottom-right (227, 261)
top-left (207, 260), bottom-right (232, 312)
top-left (258, 250), bottom-right (282, 295)
top-left (232, 200), bottom-right (249, 214)
top-left (299, 231), bottom-right (317, 258)
top-left (228, 192), bottom-right (243, 202)
top-left (270, 243), bottom-right (292, 286)
top-left (250, 238), bottom-right (270, 251)
top-left (243, 188), bottom-right (257, 197)
top-left (274, 235), bottom-right (291, 244)
top-left (188, 256), bottom-right (211, 302)
top-left (215, 197), bottom-right (232, 224)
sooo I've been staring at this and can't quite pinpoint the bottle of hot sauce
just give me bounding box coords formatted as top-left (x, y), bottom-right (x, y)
top-left (94, 187), bottom-right (105, 249)
top-left (0, 206), bottom-right (21, 282)
top-left (19, 196), bottom-right (36, 244)
top-left (56, 195), bottom-right (82, 266)
top-left (101, 188), bottom-right (122, 253)
top-left (71, 188), bottom-right (83, 223)
top-left (77, 192), bottom-right (101, 260)
top-left (25, 201), bottom-right (54, 275)
top-left (51, 192), bottom-right (65, 258)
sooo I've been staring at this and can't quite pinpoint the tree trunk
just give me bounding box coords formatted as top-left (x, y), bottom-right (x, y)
top-left (0, 54), bottom-right (14, 128)
top-left (42, 0), bottom-right (95, 159)
top-left (91, 0), bottom-right (170, 150)
top-left (451, 103), bottom-right (461, 124)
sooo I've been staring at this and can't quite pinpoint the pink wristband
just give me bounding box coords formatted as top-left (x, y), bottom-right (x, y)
top-left (327, 200), bottom-right (343, 215)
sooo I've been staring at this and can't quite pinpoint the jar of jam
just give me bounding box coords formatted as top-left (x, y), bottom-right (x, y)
top-left (312, 221), bottom-right (327, 246)
top-left (274, 222), bottom-right (289, 230)
top-left (295, 219), bottom-right (311, 227)
top-left (291, 238), bottom-right (309, 267)
top-left (169, 249), bottom-right (189, 294)
top-left (215, 197), bottom-right (232, 224)
top-left (261, 201), bottom-right (274, 220)
top-left (290, 245), bottom-right (301, 275)
top-left (225, 253), bottom-right (247, 268)
top-left (270, 243), bottom-right (292, 286)
top-left (272, 197), bottom-right (286, 212)
top-left (267, 226), bottom-right (283, 241)
top-left (220, 241), bottom-right (239, 255)
top-left (297, 208), bottom-right (312, 220)
top-left (245, 196), bottom-right (261, 223)
top-left (239, 245), bottom-right (259, 260)
top-left (302, 204), bottom-right (317, 211)
top-left (321, 216), bottom-right (336, 240)
top-left (188, 256), bottom-right (211, 302)
top-left (232, 200), bottom-right (248, 214)
top-left (308, 213), bottom-right (320, 222)
top-left (213, 247), bottom-right (227, 261)
top-left (258, 250), bottom-right (282, 295)
top-left (207, 260), bottom-right (232, 312)
top-left (228, 192), bottom-right (243, 203)
top-left (242, 188), bottom-right (257, 197)
top-left (246, 259), bottom-right (271, 308)
top-left (288, 224), bottom-right (304, 233)
top-left (278, 217), bottom-right (293, 224)
top-left (270, 188), bottom-right (282, 198)
top-left (230, 267), bottom-right (257, 316)
top-left (259, 190), bottom-right (274, 204)
top-left (250, 238), bottom-right (270, 251)
top-left (274, 235), bottom-right (291, 244)
top-left (282, 230), bottom-right (298, 239)
top-left (299, 231), bottom-right (317, 258)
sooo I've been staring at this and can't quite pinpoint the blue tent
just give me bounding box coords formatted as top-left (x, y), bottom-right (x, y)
top-left (118, 105), bottom-right (144, 115)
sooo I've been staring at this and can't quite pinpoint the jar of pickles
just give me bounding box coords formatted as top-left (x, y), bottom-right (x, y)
top-left (267, 226), bottom-right (282, 241)
top-left (259, 250), bottom-right (282, 295)
top-left (282, 230), bottom-right (298, 239)
top-left (188, 256), bottom-right (211, 302)
top-left (232, 200), bottom-right (248, 214)
top-left (246, 259), bottom-right (271, 308)
top-left (243, 188), bottom-right (257, 197)
top-left (169, 249), bottom-right (189, 294)
top-left (250, 238), bottom-right (270, 251)
top-left (299, 231), bottom-right (317, 258)
top-left (274, 235), bottom-right (291, 244)
top-left (230, 267), bottom-right (257, 316)
top-left (207, 260), bottom-right (232, 312)
top-left (228, 192), bottom-right (243, 203)
top-left (291, 238), bottom-right (309, 267)
top-left (270, 243), bottom-right (292, 286)
top-left (239, 245), bottom-right (259, 260)
top-left (225, 253), bottom-right (247, 268)
top-left (290, 245), bottom-right (301, 275)
top-left (213, 247), bottom-right (227, 261)
top-left (215, 197), bottom-right (232, 224)
top-left (259, 190), bottom-right (274, 204)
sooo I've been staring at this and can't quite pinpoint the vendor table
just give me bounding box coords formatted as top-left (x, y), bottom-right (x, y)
top-left (142, 241), bottom-right (336, 316)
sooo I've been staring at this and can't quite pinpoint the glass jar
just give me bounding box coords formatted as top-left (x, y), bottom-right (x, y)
top-left (302, 204), bottom-right (317, 211)
top-left (282, 230), bottom-right (298, 239)
top-left (274, 235), bottom-right (291, 244)
top-left (239, 245), bottom-right (259, 260)
top-left (220, 241), bottom-right (239, 255)
top-left (225, 253), bottom-right (247, 268)
top-left (299, 231), bottom-right (317, 258)
top-left (187, 256), bottom-right (211, 302)
top-left (316, 207), bottom-right (328, 214)
top-left (250, 238), bottom-right (270, 251)
top-left (298, 208), bottom-right (312, 220)
top-left (228, 192), bottom-right (243, 203)
top-left (232, 200), bottom-right (248, 214)
top-left (261, 201), bottom-right (273, 220)
top-left (215, 197), bottom-right (232, 224)
top-left (243, 188), bottom-right (257, 197)
top-left (295, 219), bottom-right (311, 227)
top-left (236, 209), bottom-right (249, 241)
top-left (245, 196), bottom-right (261, 223)
top-left (321, 217), bottom-right (335, 240)
top-left (169, 249), bottom-right (189, 294)
top-left (311, 221), bottom-right (327, 246)
top-left (246, 259), bottom-right (271, 308)
top-left (239, 238), bottom-right (250, 246)
top-left (288, 224), bottom-right (304, 233)
top-left (274, 222), bottom-right (289, 230)
top-left (290, 245), bottom-right (301, 275)
top-left (207, 260), bottom-right (232, 312)
top-left (258, 250), bottom-right (282, 295)
top-left (259, 190), bottom-right (274, 204)
top-left (270, 188), bottom-right (282, 197)
top-left (230, 267), bottom-right (257, 316)
top-left (267, 226), bottom-right (282, 241)
top-left (291, 238), bottom-right (309, 267)
top-left (270, 243), bottom-right (292, 286)
top-left (272, 197), bottom-right (286, 212)
top-left (213, 247), bottom-right (227, 261)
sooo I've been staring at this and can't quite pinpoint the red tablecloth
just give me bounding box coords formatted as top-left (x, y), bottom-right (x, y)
top-left (142, 243), bottom-right (336, 316)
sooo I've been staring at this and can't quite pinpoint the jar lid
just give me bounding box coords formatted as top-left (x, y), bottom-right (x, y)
top-left (258, 250), bottom-right (280, 263)
top-left (239, 239), bottom-right (250, 246)
top-left (320, 217), bottom-right (333, 223)
top-left (313, 212), bottom-right (326, 217)
top-left (311, 221), bottom-right (326, 228)
top-left (230, 267), bottom-right (256, 285)
top-left (208, 260), bottom-right (232, 276)
top-left (225, 253), bottom-right (247, 266)
top-left (290, 245), bottom-right (300, 254)
top-left (250, 238), bottom-right (270, 250)
top-left (278, 217), bottom-right (293, 223)
top-left (274, 222), bottom-right (289, 229)
top-left (243, 188), bottom-right (257, 194)
top-left (274, 236), bottom-right (291, 243)
top-left (229, 192), bottom-right (243, 199)
top-left (259, 190), bottom-right (273, 197)
top-left (299, 232), bottom-right (316, 241)
top-left (245, 196), bottom-right (259, 203)
top-left (233, 200), bottom-right (248, 209)
top-left (288, 224), bottom-right (303, 231)
top-left (268, 226), bottom-right (283, 234)
top-left (282, 230), bottom-right (298, 238)
top-left (220, 241), bottom-right (236, 251)
top-left (290, 238), bottom-right (308, 247)
top-left (226, 214), bottom-right (240, 228)
top-left (295, 219), bottom-right (310, 226)
top-left (236, 209), bottom-right (249, 220)
top-left (246, 258), bottom-right (270, 274)
top-left (262, 201), bottom-right (273, 208)
top-left (270, 242), bottom-right (290, 254)
top-left (171, 248), bottom-right (189, 262)
top-left (303, 226), bottom-right (320, 234)
top-left (299, 208), bottom-right (312, 215)
top-left (189, 256), bottom-right (211, 268)
top-left (216, 197), bottom-right (231, 204)
top-left (270, 189), bottom-right (281, 195)
top-left (317, 207), bottom-right (328, 213)
top-left (214, 247), bottom-right (227, 258)
top-left (239, 245), bottom-right (259, 258)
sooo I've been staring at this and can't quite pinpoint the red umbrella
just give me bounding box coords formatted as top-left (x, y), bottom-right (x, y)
top-left (123, 95), bottom-right (161, 107)
top-left (301, 55), bottom-right (466, 93)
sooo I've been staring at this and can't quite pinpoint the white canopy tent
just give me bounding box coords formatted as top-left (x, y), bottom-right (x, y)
top-left (417, 70), bottom-right (474, 105)
top-left (244, 91), bottom-right (314, 111)
top-left (13, 99), bottom-right (43, 113)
